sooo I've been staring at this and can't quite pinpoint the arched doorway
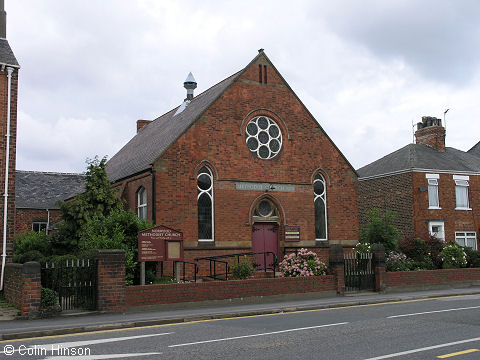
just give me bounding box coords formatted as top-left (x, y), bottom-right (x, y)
top-left (251, 198), bottom-right (280, 270)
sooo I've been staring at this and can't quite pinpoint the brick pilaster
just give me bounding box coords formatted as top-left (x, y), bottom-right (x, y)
top-left (372, 244), bottom-right (386, 292)
top-left (4, 261), bottom-right (41, 318)
top-left (95, 250), bottom-right (126, 312)
top-left (329, 244), bottom-right (345, 295)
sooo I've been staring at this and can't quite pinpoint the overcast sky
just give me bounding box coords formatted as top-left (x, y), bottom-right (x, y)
top-left (7, 0), bottom-right (480, 174)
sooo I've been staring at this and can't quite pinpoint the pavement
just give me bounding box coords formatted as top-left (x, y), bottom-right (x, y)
top-left (1, 285), bottom-right (480, 341)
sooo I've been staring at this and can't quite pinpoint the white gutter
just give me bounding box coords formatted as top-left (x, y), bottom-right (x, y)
top-left (1, 66), bottom-right (13, 291)
top-left (46, 209), bottom-right (50, 235)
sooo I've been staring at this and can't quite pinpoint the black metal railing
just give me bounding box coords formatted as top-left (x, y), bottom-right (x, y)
top-left (173, 260), bottom-right (199, 283)
top-left (42, 258), bottom-right (97, 311)
top-left (195, 251), bottom-right (277, 281)
top-left (344, 252), bottom-right (375, 292)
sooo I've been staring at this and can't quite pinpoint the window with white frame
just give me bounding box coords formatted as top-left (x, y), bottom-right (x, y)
top-left (455, 232), bottom-right (477, 250)
top-left (197, 166), bottom-right (214, 241)
top-left (428, 220), bottom-right (445, 242)
top-left (137, 187), bottom-right (147, 220)
top-left (32, 221), bottom-right (47, 233)
top-left (313, 173), bottom-right (327, 241)
top-left (426, 173), bottom-right (440, 208)
top-left (454, 177), bottom-right (470, 209)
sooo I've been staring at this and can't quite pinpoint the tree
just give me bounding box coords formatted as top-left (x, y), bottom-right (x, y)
top-left (359, 208), bottom-right (399, 253)
top-left (58, 156), bottom-right (123, 246)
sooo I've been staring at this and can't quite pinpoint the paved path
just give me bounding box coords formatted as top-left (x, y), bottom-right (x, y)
top-left (1, 286), bottom-right (480, 340)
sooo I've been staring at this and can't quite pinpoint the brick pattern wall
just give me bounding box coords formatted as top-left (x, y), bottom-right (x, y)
top-left (4, 262), bottom-right (41, 318)
top-left (96, 250), bottom-right (126, 312)
top-left (384, 268), bottom-right (480, 288)
top-left (415, 126), bottom-right (446, 151)
top-left (126, 275), bottom-right (336, 307)
top-left (0, 69), bottom-right (18, 263)
top-left (14, 208), bottom-right (62, 235)
top-left (145, 55), bottom-right (358, 261)
top-left (358, 172), bottom-right (414, 238)
top-left (412, 172), bottom-right (480, 246)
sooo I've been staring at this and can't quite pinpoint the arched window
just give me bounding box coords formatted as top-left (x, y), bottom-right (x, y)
top-left (137, 187), bottom-right (147, 220)
top-left (197, 166), bottom-right (214, 241)
top-left (314, 173), bottom-right (327, 241)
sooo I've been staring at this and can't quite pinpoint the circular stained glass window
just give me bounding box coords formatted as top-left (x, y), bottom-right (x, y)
top-left (245, 116), bottom-right (283, 160)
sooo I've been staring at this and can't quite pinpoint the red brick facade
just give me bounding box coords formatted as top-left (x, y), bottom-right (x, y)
top-left (0, 66), bottom-right (18, 265)
top-left (14, 208), bottom-right (62, 235)
top-left (114, 54), bottom-right (359, 264)
top-left (4, 262), bottom-right (41, 317)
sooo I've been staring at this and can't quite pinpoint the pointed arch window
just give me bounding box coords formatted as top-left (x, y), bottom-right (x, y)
top-left (197, 166), bottom-right (214, 241)
top-left (137, 187), bottom-right (147, 220)
top-left (314, 173), bottom-right (327, 241)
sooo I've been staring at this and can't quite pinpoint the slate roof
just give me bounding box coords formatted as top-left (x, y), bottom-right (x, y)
top-left (468, 141), bottom-right (480, 158)
top-left (0, 39), bottom-right (19, 67)
top-left (15, 171), bottom-right (86, 209)
top-left (106, 70), bottom-right (241, 182)
top-left (357, 144), bottom-right (480, 179)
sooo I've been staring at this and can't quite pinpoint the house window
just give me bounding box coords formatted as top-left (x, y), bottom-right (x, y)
top-left (137, 187), bottom-right (147, 220)
top-left (32, 221), bottom-right (47, 233)
top-left (455, 232), bottom-right (477, 250)
top-left (425, 174), bottom-right (440, 209)
top-left (197, 166), bottom-right (214, 241)
top-left (455, 179), bottom-right (470, 209)
top-left (428, 221), bottom-right (445, 242)
top-left (314, 173), bottom-right (327, 241)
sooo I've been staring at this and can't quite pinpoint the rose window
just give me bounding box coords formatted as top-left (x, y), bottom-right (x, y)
top-left (245, 116), bottom-right (282, 160)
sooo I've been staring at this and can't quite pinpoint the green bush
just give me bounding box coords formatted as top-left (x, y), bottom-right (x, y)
top-left (359, 208), bottom-right (399, 253)
top-left (13, 232), bottom-right (53, 263)
top-left (40, 287), bottom-right (60, 316)
top-left (464, 247), bottom-right (480, 268)
top-left (399, 233), bottom-right (444, 269)
top-left (231, 256), bottom-right (254, 279)
top-left (440, 242), bottom-right (467, 269)
top-left (385, 252), bottom-right (413, 272)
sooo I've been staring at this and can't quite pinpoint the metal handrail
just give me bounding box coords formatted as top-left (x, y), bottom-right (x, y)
top-left (172, 260), bottom-right (199, 283)
top-left (195, 251), bottom-right (278, 281)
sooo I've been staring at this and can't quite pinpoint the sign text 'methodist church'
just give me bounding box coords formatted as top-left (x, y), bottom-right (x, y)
top-left (106, 49), bottom-right (359, 265)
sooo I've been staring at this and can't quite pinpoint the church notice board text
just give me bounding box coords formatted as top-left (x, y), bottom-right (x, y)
top-left (138, 225), bottom-right (183, 262)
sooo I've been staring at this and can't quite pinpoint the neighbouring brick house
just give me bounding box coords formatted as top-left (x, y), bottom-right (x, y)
top-left (106, 50), bottom-right (359, 267)
top-left (358, 116), bottom-right (480, 250)
top-left (0, 2), bottom-right (19, 273)
top-left (14, 171), bottom-right (85, 235)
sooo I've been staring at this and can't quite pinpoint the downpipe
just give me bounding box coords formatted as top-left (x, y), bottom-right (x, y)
top-left (0, 66), bottom-right (14, 291)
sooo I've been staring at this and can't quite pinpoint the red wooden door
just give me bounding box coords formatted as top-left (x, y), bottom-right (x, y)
top-left (252, 223), bottom-right (279, 270)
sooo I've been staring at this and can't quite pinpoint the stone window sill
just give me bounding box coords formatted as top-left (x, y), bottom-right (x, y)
top-left (455, 207), bottom-right (472, 211)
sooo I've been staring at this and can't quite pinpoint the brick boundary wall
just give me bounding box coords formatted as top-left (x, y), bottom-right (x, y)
top-left (4, 262), bottom-right (41, 318)
top-left (383, 268), bottom-right (480, 292)
top-left (126, 275), bottom-right (336, 308)
top-left (95, 250), bottom-right (126, 312)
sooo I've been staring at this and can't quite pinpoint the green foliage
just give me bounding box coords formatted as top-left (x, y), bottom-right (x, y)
top-left (79, 209), bottom-right (151, 285)
top-left (355, 242), bottom-right (372, 254)
top-left (440, 242), bottom-right (467, 269)
top-left (13, 232), bottom-right (53, 263)
top-left (152, 276), bottom-right (175, 284)
top-left (464, 247), bottom-right (480, 268)
top-left (359, 208), bottom-right (399, 253)
top-left (40, 287), bottom-right (60, 316)
top-left (385, 252), bottom-right (413, 272)
top-left (231, 256), bottom-right (254, 280)
top-left (58, 156), bottom-right (124, 244)
top-left (399, 233), bottom-right (444, 269)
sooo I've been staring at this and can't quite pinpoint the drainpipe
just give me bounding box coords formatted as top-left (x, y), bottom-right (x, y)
top-left (46, 209), bottom-right (50, 235)
top-left (1, 66), bottom-right (14, 291)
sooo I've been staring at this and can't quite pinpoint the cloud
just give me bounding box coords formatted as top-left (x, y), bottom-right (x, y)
top-left (319, 0), bottom-right (480, 86)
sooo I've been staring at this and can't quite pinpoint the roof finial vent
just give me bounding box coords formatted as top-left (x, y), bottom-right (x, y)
top-left (0, 0), bottom-right (7, 39)
top-left (258, 48), bottom-right (264, 53)
top-left (184, 72), bottom-right (197, 101)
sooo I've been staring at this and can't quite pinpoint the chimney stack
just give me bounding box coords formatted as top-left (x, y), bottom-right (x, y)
top-left (0, 0), bottom-right (7, 39)
top-left (184, 72), bottom-right (197, 101)
top-left (415, 116), bottom-right (446, 151)
top-left (136, 120), bottom-right (152, 133)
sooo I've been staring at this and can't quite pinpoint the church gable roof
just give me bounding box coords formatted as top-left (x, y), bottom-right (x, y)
top-left (357, 143), bottom-right (480, 179)
top-left (0, 39), bottom-right (19, 67)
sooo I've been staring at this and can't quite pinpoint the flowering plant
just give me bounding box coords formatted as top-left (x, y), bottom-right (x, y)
top-left (356, 242), bottom-right (372, 254)
top-left (385, 251), bottom-right (413, 272)
top-left (279, 248), bottom-right (327, 277)
top-left (440, 242), bottom-right (467, 269)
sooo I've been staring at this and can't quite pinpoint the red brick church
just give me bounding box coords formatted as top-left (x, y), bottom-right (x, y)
top-left (106, 50), bottom-right (359, 264)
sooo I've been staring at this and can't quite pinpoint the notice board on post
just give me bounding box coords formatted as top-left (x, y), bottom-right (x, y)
top-left (138, 225), bottom-right (183, 262)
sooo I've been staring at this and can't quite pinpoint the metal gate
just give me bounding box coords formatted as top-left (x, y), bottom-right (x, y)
top-left (344, 252), bottom-right (375, 292)
top-left (42, 258), bottom-right (97, 311)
